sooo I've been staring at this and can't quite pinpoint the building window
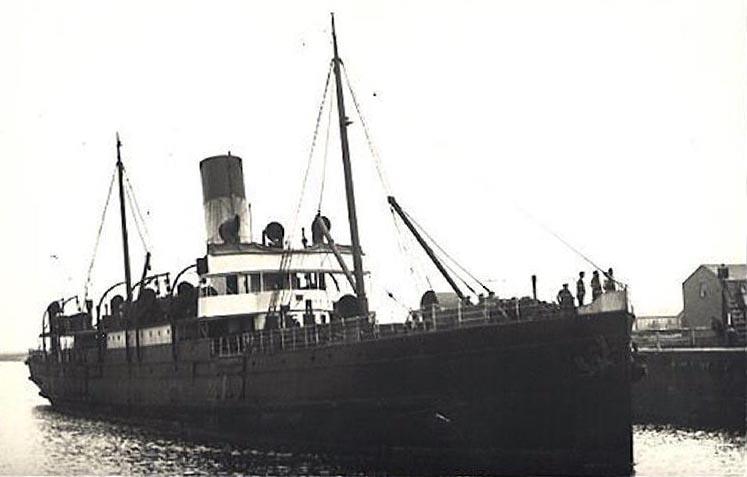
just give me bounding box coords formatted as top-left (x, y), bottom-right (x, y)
top-left (240, 273), bottom-right (262, 293)
top-left (201, 275), bottom-right (225, 297)
top-left (699, 282), bottom-right (707, 298)
top-left (264, 272), bottom-right (290, 291)
top-left (294, 273), bottom-right (318, 290)
top-left (226, 275), bottom-right (239, 295)
top-left (249, 273), bottom-right (262, 292)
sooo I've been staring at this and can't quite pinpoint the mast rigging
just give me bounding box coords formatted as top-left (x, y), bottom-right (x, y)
top-left (83, 167), bottom-right (117, 303)
top-left (388, 196), bottom-right (467, 301)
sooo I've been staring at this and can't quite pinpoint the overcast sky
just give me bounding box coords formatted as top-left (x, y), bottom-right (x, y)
top-left (1, 0), bottom-right (745, 352)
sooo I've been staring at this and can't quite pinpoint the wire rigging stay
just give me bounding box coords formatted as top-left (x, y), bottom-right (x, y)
top-left (440, 255), bottom-right (478, 296)
top-left (341, 63), bottom-right (392, 196)
top-left (303, 31), bottom-right (495, 308)
top-left (515, 205), bottom-right (627, 288)
top-left (268, 61), bottom-right (334, 316)
top-left (341, 58), bottom-right (616, 300)
top-left (124, 176), bottom-right (150, 254)
top-left (341, 62), bottom-right (437, 300)
top-left (287, 60), bottom-right (334, 248)
top-left (340, 60), bottom-right (488, 303)
top-left (123, 168), bottom-right (151, 252)
top-left (390, 207), bottom-right (432, 290)
top-left (83, 139), bottom-right (153, 306)
top-left (317, 83), bottom-right (335, 213)
top-left (401, 208), bottom-right (493, 295)
top-left (344, 58), bottom-right (615, 297)
top-left (83, 165), bottom-right (117, 303)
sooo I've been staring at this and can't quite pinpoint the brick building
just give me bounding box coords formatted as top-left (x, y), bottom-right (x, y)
top-left (632, 313), bottom-right (682, 331)
top-left (682, 264), bottom-right (746, 334)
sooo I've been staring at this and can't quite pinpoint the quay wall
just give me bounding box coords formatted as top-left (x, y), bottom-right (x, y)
top-left (632, 348), bottom-right (746, 431)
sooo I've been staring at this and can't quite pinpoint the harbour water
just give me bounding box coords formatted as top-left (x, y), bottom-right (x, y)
top-left (1, 361), bottom-right (743, 476)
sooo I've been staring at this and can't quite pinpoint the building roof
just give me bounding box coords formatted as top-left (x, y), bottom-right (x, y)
top-left (724, 280), bottom-right (747, 307)
top-left (684, 264), bottom-right (747, 284)
top-left (702, 264), bottom-right (747, 280)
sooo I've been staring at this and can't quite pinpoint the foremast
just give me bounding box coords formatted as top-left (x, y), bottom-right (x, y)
top-left (115, 133), bottom-right (135, 359)
top-left (115, 133), bottom-right (133, 304)
top-left (331, 14), bottom-right (368, 317)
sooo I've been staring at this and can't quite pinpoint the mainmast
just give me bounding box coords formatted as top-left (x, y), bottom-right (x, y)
top-left (115, 133), bottom-right (133, 305)
top-left (331, 13), bottom-right (368, 317)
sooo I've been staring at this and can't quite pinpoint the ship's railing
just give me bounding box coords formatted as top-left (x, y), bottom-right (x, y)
top-left (27, 349), bottom-right (46, 360)
top-left (210, 299), bottom-right (571, 358)
top-left (26, 347), bottom-right (86, 363)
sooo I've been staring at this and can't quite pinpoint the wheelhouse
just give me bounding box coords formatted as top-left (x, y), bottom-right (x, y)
top-left (198, 242), bottom-right (368, 330)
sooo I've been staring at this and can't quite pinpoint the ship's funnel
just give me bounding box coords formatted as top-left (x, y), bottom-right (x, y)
top-left (200, 155), bottom-right (252, 245)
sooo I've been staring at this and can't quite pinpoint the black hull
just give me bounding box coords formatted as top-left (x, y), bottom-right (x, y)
top-left (29, 311), bottom-right (633, 476)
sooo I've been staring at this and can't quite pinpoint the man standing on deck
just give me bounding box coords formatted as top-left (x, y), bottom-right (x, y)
top-left (576, 271), bottom-right (586, 306)
top-left (604, 268), bottom-right (616, 292)
top-left (557, 284), bottom-right (575, 311)
top-left (591, 270), bottom-right (602, 301)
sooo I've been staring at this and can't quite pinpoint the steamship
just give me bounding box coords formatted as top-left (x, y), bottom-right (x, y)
top-left (27, 16), bottom-right (635, 476)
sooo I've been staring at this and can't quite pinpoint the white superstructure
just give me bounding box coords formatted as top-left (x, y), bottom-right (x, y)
top-left (198, 243), bottom-right (365, 329)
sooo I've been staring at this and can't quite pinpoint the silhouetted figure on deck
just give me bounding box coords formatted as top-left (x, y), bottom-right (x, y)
top-left (604, 268), bottom-right (616, 293)
top-left (591, 270), bottom-right (602, 301)
top-left (557, 284), bottom-right (575, 311)
top-left (576, 271), bottom-right (586, 306)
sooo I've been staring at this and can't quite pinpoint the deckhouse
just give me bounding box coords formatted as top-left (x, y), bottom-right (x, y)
top-left (196, 154), bottom-right (368, 332)
top-left (199, 242), bottom-right (365, 327)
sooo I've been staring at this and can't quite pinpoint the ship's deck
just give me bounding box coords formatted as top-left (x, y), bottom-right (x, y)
top-left (209, 300), bottom-right (601, 358)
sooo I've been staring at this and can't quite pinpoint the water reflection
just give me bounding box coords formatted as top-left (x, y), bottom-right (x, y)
top-left (15, 406), bottom-right (361, 475)
top-left (634, 424), bottom-right (745, 477)
top-left (1, 361), bottom-right (744, 476)
top-left (0, 362), bottom-right (359, 476)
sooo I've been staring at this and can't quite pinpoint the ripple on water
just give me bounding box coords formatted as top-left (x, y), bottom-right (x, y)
top-left (633, 424), bottom-right (746, 477)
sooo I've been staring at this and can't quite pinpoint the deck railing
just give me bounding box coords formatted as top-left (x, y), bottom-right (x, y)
top-left (210, 299), bottom-right (568, 358)
top-left (27, 349), bottom-right (46, 360)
